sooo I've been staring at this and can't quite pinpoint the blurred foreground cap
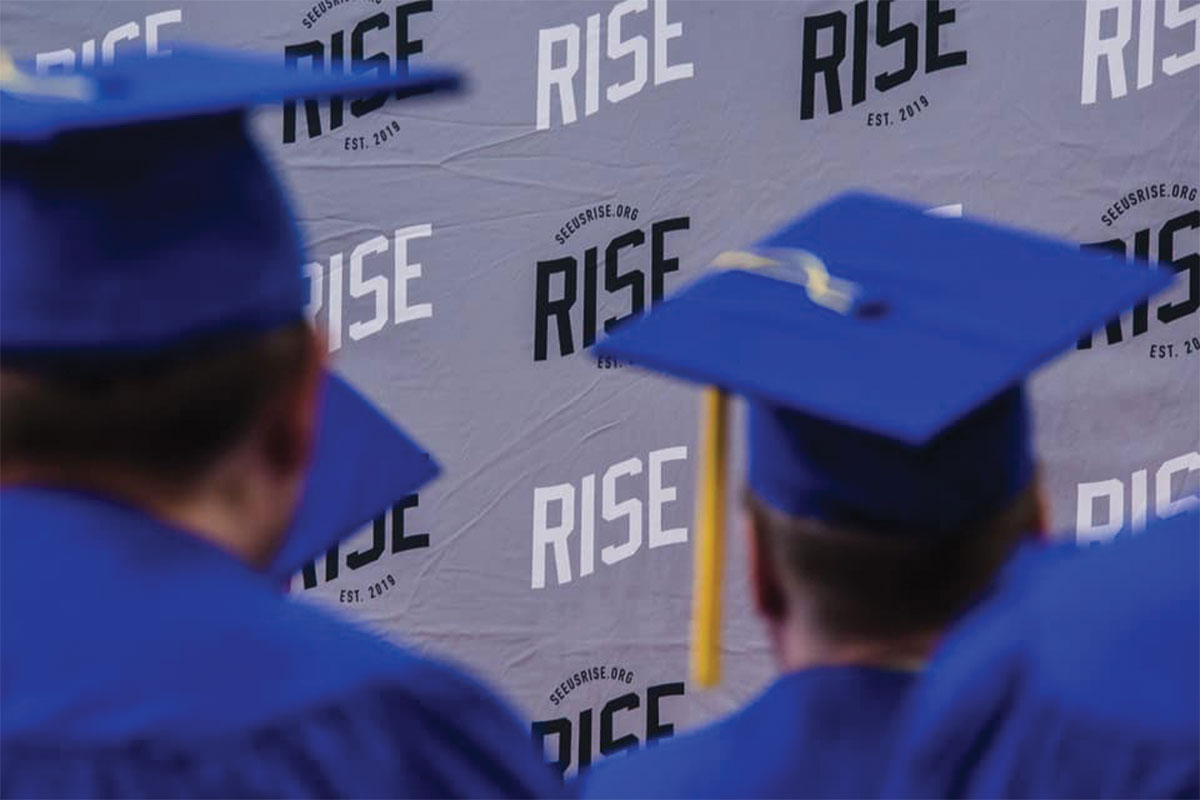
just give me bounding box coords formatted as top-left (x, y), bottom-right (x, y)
top-left (0, 46), bottom-right (462, 575)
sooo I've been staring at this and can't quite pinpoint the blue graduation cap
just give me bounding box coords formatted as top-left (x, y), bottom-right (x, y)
top-left (594, 192), bottom-right (1172, 686)
top-left (0, 46), bottom-right (462, 579)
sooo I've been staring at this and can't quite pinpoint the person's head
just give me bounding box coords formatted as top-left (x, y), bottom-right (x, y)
top-left (591, 192), bottom-right (1169, 685)
top-left (0, 48), bottom-right (456, 576)
top-left (0, 320), bottom-right (325, 564)
top-left (741, 385), bottom-right (1048, 664)
top-left (745, 478), bottom-right (1046, 663)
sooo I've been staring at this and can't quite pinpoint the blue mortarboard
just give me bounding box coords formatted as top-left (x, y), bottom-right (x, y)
top-left (595, 192), bottom-right (1172, 685)
top-left (0, 47), bottom-right (461, 577)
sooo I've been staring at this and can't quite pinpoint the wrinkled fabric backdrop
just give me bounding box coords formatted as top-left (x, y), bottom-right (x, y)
top-left (3, 0), bottom-right (1197, 777)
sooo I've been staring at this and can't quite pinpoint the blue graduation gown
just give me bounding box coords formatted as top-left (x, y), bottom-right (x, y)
top-left (884, 510), bottom-right (1200, 799)
top-left (0, 488), bottom-right (564, 798)
top-left (580, 666), bottom-right (915, 799)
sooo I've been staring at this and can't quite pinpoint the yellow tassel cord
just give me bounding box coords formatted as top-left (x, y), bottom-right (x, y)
top-left (690, 387), bottom-right (728, 688)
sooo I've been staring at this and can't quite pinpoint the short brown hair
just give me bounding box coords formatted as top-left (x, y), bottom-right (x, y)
top-left (1, 320), bottom-right (314, 485)
top-left (747, 484), bottom-right (1039, 642)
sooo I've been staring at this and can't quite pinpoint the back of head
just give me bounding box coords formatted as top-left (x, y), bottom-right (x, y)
top-left (748, 481), bottom-right (1040, 646)
top-left (0, 111), bottom-right (323, 552)
top-left (746, 384), bottom-right (1043, 647)
top-left (883, 510), bottom-right (1200, 799)
top-left (593, 193), bottom-right (1169, 685)
top-left (1, 319), bottom-right (314, 491)
top-left (0, 51), bottom-right (455, 571)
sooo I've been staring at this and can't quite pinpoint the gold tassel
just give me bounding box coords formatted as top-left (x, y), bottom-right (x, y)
top-left (690, 387), bottom-right (728, 688)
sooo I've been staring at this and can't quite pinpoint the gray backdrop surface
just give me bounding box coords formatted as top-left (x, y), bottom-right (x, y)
top-left (4, 0), bottom-right (1198, 777)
